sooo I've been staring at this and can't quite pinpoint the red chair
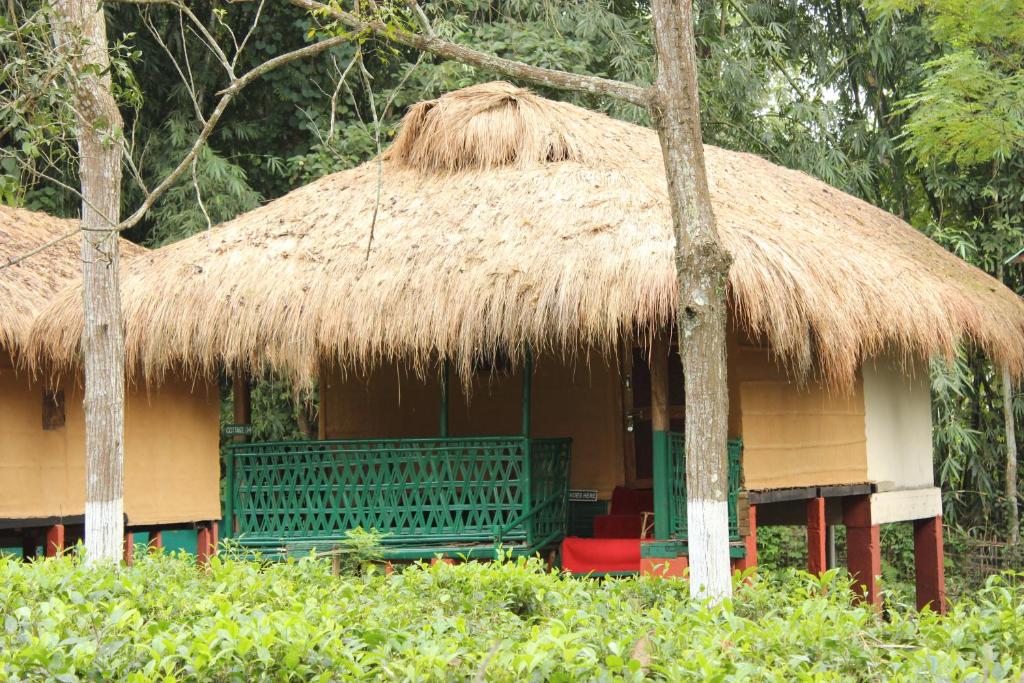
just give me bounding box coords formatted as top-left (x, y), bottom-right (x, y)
top-left (561, 487), bottom-right (656, 575)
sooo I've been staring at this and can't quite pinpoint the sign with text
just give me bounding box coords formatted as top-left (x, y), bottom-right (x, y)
top-left (223, 424), bottom-right (253, 436)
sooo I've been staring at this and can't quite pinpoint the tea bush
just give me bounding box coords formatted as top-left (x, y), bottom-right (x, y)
top-left (1, 552), bottom-right (1022, 681)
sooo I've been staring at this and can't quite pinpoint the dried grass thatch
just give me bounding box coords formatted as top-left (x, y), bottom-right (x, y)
top-left (28, 82), bottom-right (1024, 386)
top-left (1, 205), bottom-right (143, 355)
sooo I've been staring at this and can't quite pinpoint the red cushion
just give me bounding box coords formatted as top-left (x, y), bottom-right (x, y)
top-left (561, 537), bottom-right (641, 574)
top-left (593, 514), bottom-right (644, 539)
top-left (634, 489), bottom-right (654, 514)
top-left (609, 486), bottom-right (655, 515)
top-left (610, 487), bottom-right (637, 514)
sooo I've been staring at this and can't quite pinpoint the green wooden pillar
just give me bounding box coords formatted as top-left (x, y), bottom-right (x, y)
top-left (652, 432), bottom-right (671, 539)
top-left (651, 335), bottom-right (671, 540)
top-left (223, 447), bottom-right (235, 540)
top-left (224, 369), bottom-right (250, 539)
top-left (439, 359), bottom-right (450, 437)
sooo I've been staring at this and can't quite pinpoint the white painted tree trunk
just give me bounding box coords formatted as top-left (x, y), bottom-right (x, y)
top-left (650, 0), bottom-right (733, 602)
top-left (51, 0), bottom-right (126, 563)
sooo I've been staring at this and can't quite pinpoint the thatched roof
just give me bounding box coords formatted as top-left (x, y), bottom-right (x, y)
top-left (0, 205), bottom-right (143, 355)
top-left (29, 82), bottom-right (1024, 386)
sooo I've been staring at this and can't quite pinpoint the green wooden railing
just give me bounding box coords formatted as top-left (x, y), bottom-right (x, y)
top-left (666, 434), bottom-right (743, 542)
top-left (223, 436), bottom-right (571, 559)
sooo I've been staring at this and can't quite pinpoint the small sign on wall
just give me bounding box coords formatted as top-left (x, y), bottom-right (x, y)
top-left (223, 424), bottom-right (253, 436)
top-left (42, 389), bottom-right (65, 430)
top-left (569, 489), bottom-right (598, 502)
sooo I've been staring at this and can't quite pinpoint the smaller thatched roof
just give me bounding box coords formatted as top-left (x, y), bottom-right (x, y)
top-left (0, 204), bottom-right (144, 356)
top-left (27, 82), bottom-right (1024, 386)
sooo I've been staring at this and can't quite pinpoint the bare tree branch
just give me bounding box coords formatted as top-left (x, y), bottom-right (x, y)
top-left (140, 10), bottom-right (206, 122)
top-left (356, 48), bottom-right (382, 259)
top-left (118, 32), bottom-right (351, 231)
top-left (3, 228), bottom-right (81, 269)
top-left (288, 0), bottom-right (651, 108)
top-left (328, 52), bottom-right (359, 140)
top-left (180, 2), bottom-right (236, 78)
top-left (403, 0), bottom-right (433, 37)
top-left (231, 0), bottom-right (266, 71)
top-left (191, 154), bottom-right (213, 230)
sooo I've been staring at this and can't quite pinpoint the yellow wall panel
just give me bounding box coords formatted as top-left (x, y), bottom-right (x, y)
top-left (0, 354), bottom-right (221, 525)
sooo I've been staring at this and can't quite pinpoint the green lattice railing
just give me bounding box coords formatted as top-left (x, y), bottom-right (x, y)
top-left (667, 434), bottom-right (742, 542)
top-left (223, 437), bottom-right (571, 559)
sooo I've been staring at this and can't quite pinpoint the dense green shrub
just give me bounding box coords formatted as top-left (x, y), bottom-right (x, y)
top-left (1, 552), bottom-right (1022, 681)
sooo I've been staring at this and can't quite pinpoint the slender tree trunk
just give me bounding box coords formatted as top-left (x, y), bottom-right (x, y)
top-left (51, 0), bottom-right (126, 563)
top-left (650, 0), bottom-right (733, 601)
top-left (1002, 364), bottom-right (1020, 545)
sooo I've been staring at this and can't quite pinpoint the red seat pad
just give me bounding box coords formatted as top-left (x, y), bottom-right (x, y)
top-left (593, 514), bottom-right (644, 539)
top-left (561, 537), bottom-right (641, 574)
top-left (608, 486), bottom-right (654, 515)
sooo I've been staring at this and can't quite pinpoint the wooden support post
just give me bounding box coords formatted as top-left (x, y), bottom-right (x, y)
top-left (521, 347), bottom-right (533, 437)
top-left (439, 359), bottom-right (449, 437)
top-left (123, 532), bottom-right (134, 566)
top-left (317, 361), bottom-right (328, 440)
top-left (843, 495), bottom-right (881, 608)
top-left (733, 503), bottom-right (758, 571)
top-left (197, 525), bottom-right (213, 566)
top-left (232, 370), bottom-right (252, 440)
top-left (148, 530), bottom-right (163, 551)
top-left (914, 515), bottom-right (947, 614)
top-left (650, 334), bottom-right (671, 540)
top-left (21, 533), bottom-right (37, 561)
top-left (807, 497), bottom-right (827, 574)
top-left (45, 524), bottom-right (65, 557)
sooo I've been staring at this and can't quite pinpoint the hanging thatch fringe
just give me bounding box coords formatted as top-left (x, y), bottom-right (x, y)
top-left (0, 205), bottom-right (143, 356)
top-left (25, 82), bottom-right (1024, 387)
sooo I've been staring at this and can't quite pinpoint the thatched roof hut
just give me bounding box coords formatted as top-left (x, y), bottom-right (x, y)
top-left (29, 82), bottom-right (1024, 386)
top-left (1, 205), bottom-right (143, 355)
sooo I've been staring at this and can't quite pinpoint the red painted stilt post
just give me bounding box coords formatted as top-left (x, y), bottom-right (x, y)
top-left (148, 530), bottom-right (163, 551)
top-left (45, 524), bottom-right (66, 557)
top-left (197, 525), bottom-right (212, 566)
top-left (913, 515), bottom-right (946, 614)
top-left (843, 495), bottom-right (881, 609)
top-left (733, 503), bottom-right (758, 571)
top-left (747, 504), bottom-right (758, 567)
top-left (807, 497), bottom-right (827, 574)
top-left (211, 521), bottom-right (219, 556)
top-left (123, 532), bottom-right (135, 565)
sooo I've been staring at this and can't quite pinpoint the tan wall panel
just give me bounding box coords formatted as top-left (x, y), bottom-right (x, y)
top-left (120, 377), bottom-right (222, 525)
top-left (739, 372), bottom-right (869, 489)
top-left (321, 363), bottom-right (441, 439)
top-left (323, 351), bottom-right (626, 498)
top-left (0, 356), bottom-right (75, 519)
top-left (730, 332), bottom-right (870, 490)
top-left (0, 359), bottom-right (220, 525)
top-left (533, 355), bottom-right (624, 496)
